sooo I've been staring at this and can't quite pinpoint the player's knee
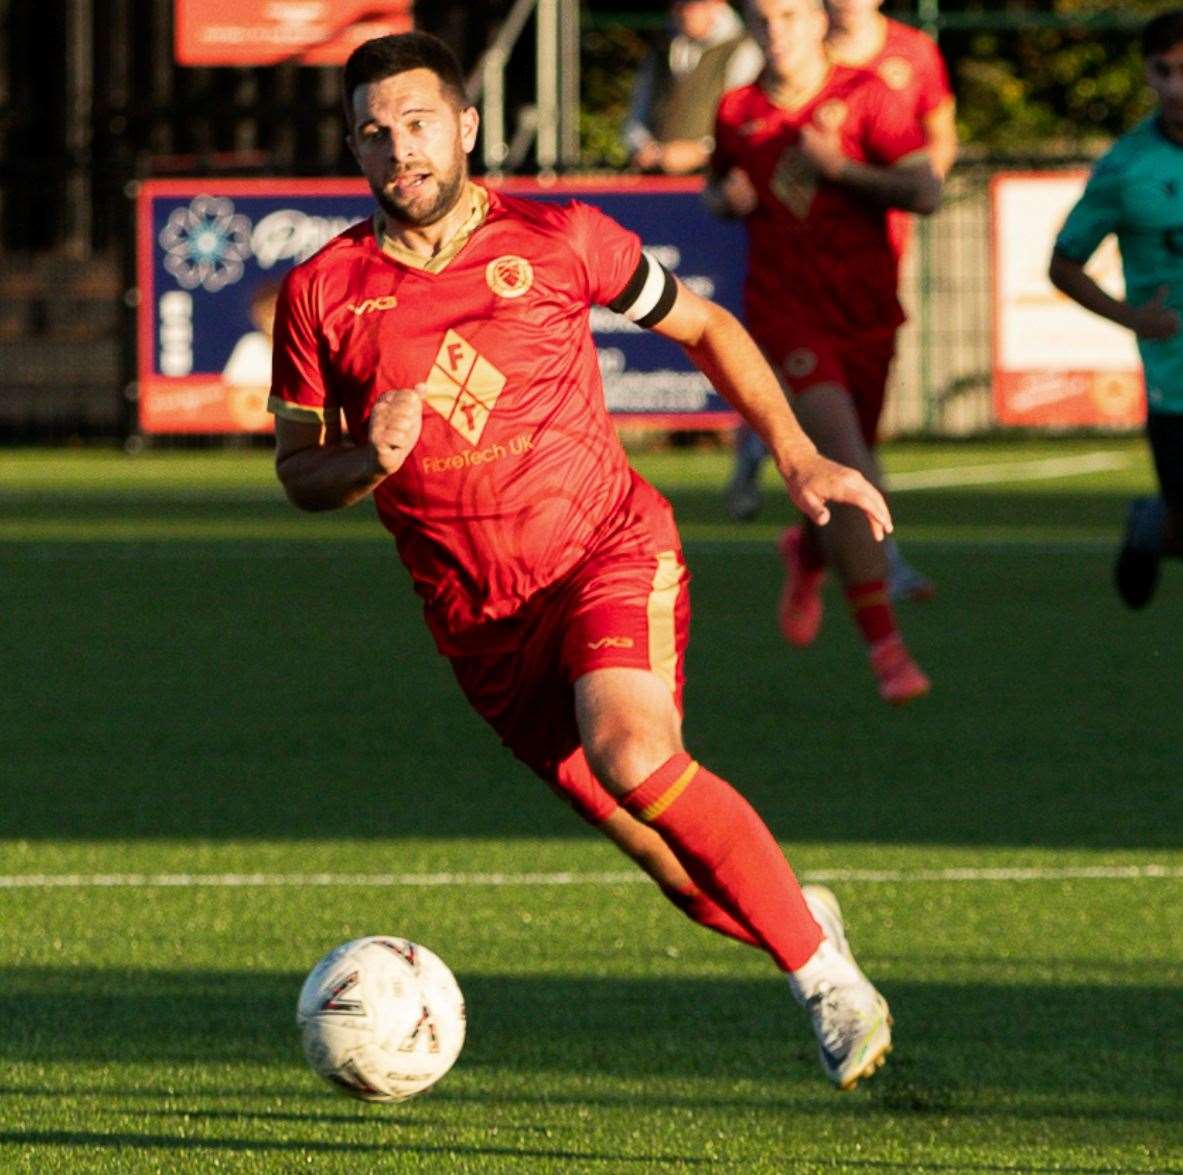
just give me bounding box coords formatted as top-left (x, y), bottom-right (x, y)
top-left (582, 724), bottom-right (681, 798)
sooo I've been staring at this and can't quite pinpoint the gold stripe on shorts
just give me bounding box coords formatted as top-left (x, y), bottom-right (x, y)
top-left (647, 550), bottom-right (684, 694)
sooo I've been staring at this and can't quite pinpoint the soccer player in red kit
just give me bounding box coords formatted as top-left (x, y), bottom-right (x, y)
top-left (711, 0), bottom-right (942, 703)
top-left (269, 32), bottom-right (894, 1089)
top-left (816, 0), bottom-right (957, 604)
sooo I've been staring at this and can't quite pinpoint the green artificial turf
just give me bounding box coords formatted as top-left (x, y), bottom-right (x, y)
top-left (1, 439), bottom-right (1179, 1173)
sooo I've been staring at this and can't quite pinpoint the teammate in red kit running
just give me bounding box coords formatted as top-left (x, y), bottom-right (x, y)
top-left (726, 0), bottom-right (955, 614)
top-left (269, 31), bottom-right (894, 1089)
top-left (711, 0), bottom-right (942, 703)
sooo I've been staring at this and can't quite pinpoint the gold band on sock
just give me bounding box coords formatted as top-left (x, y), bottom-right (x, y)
top-left (638, 758), bottom-right (699, 822)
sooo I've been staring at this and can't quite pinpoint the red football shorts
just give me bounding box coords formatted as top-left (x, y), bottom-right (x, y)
top-left (767, 327), bottom-right (898, 446)
top-left (448, 473), bottom-right (691, 825)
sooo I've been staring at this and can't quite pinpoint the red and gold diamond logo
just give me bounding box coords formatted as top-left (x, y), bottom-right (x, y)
top-left (423, 329), bottom-right (508, 445)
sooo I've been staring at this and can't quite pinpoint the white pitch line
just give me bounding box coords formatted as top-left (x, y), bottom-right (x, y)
top-left (0, 865), bottom-right (1179, 890)
top-left (887, 450), bottom-right (1130, 491)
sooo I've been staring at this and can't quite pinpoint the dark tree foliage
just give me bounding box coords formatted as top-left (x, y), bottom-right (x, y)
top-left (577, 1), bottom-right (1171, 168)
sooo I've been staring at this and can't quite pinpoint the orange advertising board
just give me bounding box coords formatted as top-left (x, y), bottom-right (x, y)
top-left (175, 0), bottom-right (413, 66)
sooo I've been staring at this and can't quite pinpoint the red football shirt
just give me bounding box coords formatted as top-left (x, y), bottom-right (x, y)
top-left (712, 68), bottom-right (926, 348)
top-left (269, 183), bottom-right (648, 652)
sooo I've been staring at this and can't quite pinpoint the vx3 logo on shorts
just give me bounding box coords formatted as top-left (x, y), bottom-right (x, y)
top-left (587, 636), bottom-right (635, 650)
top-left (347, 295), bottom-right (398, 316)
top-left (423, 328), bottom-right (508, 445)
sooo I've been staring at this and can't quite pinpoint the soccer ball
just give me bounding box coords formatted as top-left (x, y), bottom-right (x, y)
top-left (296, 936), bottom-right (466, 1103)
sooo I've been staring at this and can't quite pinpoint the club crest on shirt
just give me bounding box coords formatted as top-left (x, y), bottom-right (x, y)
top-left (486, 255), bottom-right (534, 299)
top-left (423, 329), bottom-right (508, 445)
top-left (878, 57), bottom-right (914, 91)
top-left (739, 117), bottom-right (771, 138)
top-left (813, 100), bottom-right (848, 131)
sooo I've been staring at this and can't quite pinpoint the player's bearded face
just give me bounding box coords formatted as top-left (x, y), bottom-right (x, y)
top-left (350, 69), bottom-right (476, 229)
top-left (375, 136), bottom-right (466, 228)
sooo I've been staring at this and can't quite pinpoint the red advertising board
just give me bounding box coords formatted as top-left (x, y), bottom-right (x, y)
top-left (175, 0), bottom-right (413, 67)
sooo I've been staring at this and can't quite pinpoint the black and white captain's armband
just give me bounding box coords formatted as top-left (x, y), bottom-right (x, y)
top-left (607, 251), bottom-right (678, 329)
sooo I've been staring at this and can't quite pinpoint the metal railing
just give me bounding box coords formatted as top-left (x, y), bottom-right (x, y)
top-left (476, 0), bottom-right (580, 174)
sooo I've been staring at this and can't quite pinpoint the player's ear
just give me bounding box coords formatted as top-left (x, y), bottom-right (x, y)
top-left (460, 105), bottom-right (479, 155)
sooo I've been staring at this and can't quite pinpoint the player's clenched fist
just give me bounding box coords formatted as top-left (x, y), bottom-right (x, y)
top-left (368, 385), bottom-right (424, 475)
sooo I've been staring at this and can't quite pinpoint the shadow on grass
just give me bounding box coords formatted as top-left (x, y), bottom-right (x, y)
top-left (0, 966), bottom-right (1178, 1120)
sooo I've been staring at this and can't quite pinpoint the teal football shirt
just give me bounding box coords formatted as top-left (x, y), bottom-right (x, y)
top-left (1055, 115), bottom-right (1183, 414)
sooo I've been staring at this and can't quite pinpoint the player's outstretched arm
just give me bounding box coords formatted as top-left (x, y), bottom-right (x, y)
top-left (1049, 251), bottom-right (1180, 341)
top-left (275, 387), bottom-right (424, 512)
top-left (650, 280), bottom-right (892, 540)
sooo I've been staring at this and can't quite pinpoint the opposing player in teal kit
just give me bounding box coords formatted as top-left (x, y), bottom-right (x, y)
top-left (1050, 8), bottom-right (1183, 608)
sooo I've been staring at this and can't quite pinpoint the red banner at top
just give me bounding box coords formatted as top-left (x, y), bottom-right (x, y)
top-left (175, 0), bottom-right (414, 66)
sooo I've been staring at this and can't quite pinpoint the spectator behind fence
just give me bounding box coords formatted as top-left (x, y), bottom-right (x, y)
top-left (625, 0), bottom-right (763, 175)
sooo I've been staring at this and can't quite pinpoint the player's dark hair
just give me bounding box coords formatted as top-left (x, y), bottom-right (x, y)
top-left (343, 33), bottom-right (469, 123)
top-left (1143, 9), bottom-right (1183, 57)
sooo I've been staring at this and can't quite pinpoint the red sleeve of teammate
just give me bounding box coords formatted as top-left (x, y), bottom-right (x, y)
top-left (909, 31), bottom-right (953, 118)
top-left (268, 267), bottom-right (330, 422)
top-left (562, 201), bottom-right (644, 307)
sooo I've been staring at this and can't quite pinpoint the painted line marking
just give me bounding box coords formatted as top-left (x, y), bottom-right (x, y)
top-left (0, 865), bottom-right (1179, 890)
top-left (886, 450), bottom-right (1131, 491)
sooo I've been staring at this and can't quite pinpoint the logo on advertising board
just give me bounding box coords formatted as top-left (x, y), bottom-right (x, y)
top-left (160, 196), bottom-right (252, 293)
top-left (140, 181), bottom-right (375, 434)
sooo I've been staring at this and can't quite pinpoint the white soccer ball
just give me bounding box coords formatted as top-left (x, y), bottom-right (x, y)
top-left (296, 936), bottom-right (466, 1103)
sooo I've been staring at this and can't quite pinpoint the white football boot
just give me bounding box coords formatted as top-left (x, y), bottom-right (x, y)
top-left (788, 884), bottom-right (892, 1090)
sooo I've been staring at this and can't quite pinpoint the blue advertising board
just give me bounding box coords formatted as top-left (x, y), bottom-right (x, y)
top-left (136, 176), bottom-right (747, 433)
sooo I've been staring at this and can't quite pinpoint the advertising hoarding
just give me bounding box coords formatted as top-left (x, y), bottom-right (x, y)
top-left (135, 176), bottom-right (748, 434)
top-left (174, 0), bottom-right (413, 67)
top-left (992, 171), bottom-right (1144, 429)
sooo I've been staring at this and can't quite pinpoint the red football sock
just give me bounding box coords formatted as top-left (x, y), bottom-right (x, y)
top-left (621, 752), bottom-right (822, 972)
top-left (845, 579), bottom-right (897, 646)
top-left (667, 883), bottom-right (760, 948)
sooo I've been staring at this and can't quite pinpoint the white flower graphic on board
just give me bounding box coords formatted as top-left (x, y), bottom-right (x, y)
top-left (160, 195), bottom-right (253, 292)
